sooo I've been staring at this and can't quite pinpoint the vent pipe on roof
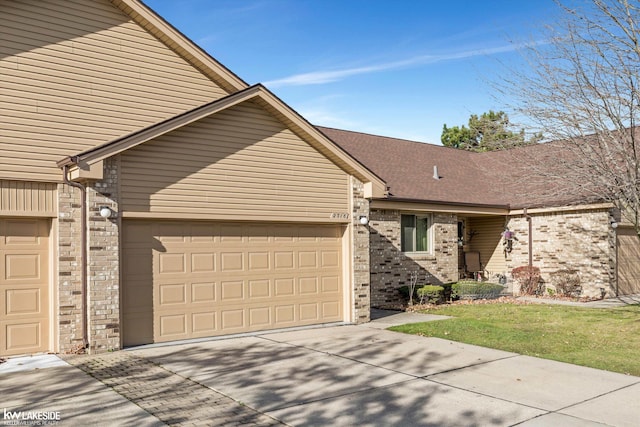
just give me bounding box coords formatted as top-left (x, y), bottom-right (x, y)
top-left (433, 165), bottom-right (440, 180)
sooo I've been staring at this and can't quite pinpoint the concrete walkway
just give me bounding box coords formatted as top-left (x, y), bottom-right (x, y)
top-left (2, 311), bottom-right (639, 426)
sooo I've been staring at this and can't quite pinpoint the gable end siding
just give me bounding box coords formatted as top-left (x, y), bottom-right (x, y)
top-left (120, 101), bottom-right (350, 221)
top-left (1, 0), bottom-right (229, 182)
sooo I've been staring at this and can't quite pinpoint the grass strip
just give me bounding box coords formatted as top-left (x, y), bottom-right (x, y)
top-left (389, 303), bottom-right (640, 376)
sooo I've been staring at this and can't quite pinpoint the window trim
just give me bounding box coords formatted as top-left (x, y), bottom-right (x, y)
top-left (400, 213), bottom-right (434, 254)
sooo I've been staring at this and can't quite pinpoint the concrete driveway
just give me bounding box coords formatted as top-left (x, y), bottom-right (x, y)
top-left (2, 310), bottom-right (639, 426)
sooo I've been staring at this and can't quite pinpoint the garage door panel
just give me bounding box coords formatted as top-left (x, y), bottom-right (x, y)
top-left (249, 307), bottom-right (270, 327)
top-left (157, 223), bottom-right (186, 241)
top-left (322, 301), bottom-right (340, 318)
top-left (220, 224), bottom-right (243, 241)
top-left (5, 322), bottom-right (41, 351)
top-left (299, 303), bottom-right (319, 321)
top-left (275, 305), bottom-right (295, 323)
top-left (158, 283), bottom-right (187, 305)
top-left (123, 220), bottom-right (344, 345)
top-left (6, 288), bottom-right (41, 315)
top-left (5, 254), bottom-right (41, 281)
top-left (220, 252), bottom-right (244, 271)
top-left (1, 218), bottom-right (50, 356)
top-left (191, 282), bottom-right (216, 303)
top-left (274, 278), bottom-right (295, 296)
top-left (191, 252), bottom-right (216, 273)
top-left (299, 277), bottom-right (318, 294)
top-left (221, 309), bottom-right (245, 329)
top-left (322, 276), bottom-right (340, 293)
top-left (321, 251), bottom-right (340, 268)
top-left (274, 252), bottom-right (294, 269)
top-left (249, 279), bottom-right (270, 298)
top-left (158, 313), bottom-right (187, 339)
top-left (158, 253), bottom-right (186, 275)
top-left (190, 223), bottom-right (218, 240)
top-left (220, 280), bottom-right (244, 301)
top-left (192, 311), bottom-right (216, 335)
top-left (248, 252), bottom-right (270, 270)
top-left (299, 252), bottom-right (317, 268)
top-left (246, 225), bottom-right (270, 241)
top-left (3, 219), bottom-right (43, 244)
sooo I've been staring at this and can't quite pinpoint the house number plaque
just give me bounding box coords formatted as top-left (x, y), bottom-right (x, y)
top-left (330, 213), bottom-right (350, 219)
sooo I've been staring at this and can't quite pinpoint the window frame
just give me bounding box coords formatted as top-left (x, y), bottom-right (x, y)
top-left (400, 213), bottom-right (433, 254)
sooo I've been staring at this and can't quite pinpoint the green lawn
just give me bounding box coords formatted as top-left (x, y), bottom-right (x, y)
top-left (389, 303), bottom-right (640, 376)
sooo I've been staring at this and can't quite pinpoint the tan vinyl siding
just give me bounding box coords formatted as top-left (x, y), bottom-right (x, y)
top-left (1, 0), bottom-right (229, 182)
top-left (467, 216), bottom-right (507, 276)
top-left (121, 101), bottom-right (350, 222)
top-left (0, 181), bottom-right (57, 217)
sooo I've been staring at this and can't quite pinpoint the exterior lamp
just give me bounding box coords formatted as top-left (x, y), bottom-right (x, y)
top-left (99, 206), bottom-right (115, 219)
top-left (610, 220), bottom-right (618, 229)
top-left (359, 216), bottom-right (369, 225)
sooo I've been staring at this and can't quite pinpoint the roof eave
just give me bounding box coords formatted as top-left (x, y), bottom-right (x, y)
top-left (379, 196), bottom-right (510, 210)
top-left (57, 85), bottom-right (387, 196)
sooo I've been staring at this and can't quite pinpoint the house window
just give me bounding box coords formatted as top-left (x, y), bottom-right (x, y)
top-left (401, 214), bottom-right (431, 252)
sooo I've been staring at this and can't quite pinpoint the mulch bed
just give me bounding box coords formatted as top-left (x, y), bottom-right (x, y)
top-left (380, 294), bottom-right (606, 313)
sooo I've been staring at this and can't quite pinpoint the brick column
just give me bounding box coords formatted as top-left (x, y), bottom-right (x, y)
top-left (87, 157), bottom-right (121, 353)
top-left (57, 183), bottom-right (85, 353)
top-left (351, 177), bottom-right (371, 323)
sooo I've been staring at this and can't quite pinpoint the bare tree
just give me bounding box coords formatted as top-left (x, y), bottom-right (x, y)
top-left (499, 0), bottom-right (640, 233)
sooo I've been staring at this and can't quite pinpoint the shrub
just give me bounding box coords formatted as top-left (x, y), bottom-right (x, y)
top-left (398, 285), bottom-right (418, 301)
top-left (511, 266), bottom-right (542, 295)
top-left (417, 285), bottom-right (444, 304)
top-left (441, 282), bottom-right (455, 301)
top-left (451, 281), bottom-right (504, 300)
top-left (550, 269), bottom-right (582, 297)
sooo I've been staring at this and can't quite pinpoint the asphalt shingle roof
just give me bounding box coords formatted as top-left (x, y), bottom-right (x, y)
top-left (318, 126), bottom-right (596, 209)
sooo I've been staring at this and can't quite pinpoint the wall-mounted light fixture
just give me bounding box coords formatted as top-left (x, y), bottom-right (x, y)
top-left (610, 220), bottom-right (618, 229)
top-left (99, 206), bottom-right (115, 219)
top-left (359, 215), bottom-right (369, 225)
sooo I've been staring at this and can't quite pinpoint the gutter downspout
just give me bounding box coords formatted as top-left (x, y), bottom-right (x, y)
top-left (523, 207), bottom-right (533, 267)
top-left (62, 163), bottom-right (89, 350)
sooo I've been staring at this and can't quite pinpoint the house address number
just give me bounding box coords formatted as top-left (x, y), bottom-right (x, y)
top-left (330, 212), bottom-right (350, 219)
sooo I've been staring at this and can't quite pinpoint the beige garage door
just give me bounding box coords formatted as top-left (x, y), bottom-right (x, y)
top-left (617, 227), bottom-right (640, 295)
top-left (0, 218), bottom-right (50, 356)
top-left (123, 221), bottom-right (344, 346)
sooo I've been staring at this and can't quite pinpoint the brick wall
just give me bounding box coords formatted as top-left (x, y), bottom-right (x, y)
top-left (86, 157), bottom-right (121, 352)
top-left (351, 177), bottom-right (371, 323)
top-left (57, 183), bottom-right (85, 353)
top-left (505, 208), bottom-right (615, 298)
top-left (369, 209), bottom-right (458, 307)
top-left (57, 158), bottom-right (121, 354)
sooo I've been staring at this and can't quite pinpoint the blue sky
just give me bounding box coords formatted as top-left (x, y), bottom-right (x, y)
top-left (146, 0), bottom-right (559, 144)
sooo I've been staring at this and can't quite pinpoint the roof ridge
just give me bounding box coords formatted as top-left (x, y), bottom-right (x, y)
top-left (316, 125), bottom-right (482, 153)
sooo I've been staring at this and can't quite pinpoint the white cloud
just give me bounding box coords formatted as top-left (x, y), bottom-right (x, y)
top-left (264, 44), bottom-right (527, 88)
top-left (298, 107), bottom-right (357, 129)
